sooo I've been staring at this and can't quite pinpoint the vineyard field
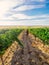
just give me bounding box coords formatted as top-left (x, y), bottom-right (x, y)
top-left (0, 27), bottom-right (49, 65)
top-left (29, 28), bottom-right (49, 45)
top-left (0, 29), bottom-right (23, 55)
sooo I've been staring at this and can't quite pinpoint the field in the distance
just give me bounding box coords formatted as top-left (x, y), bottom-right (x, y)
top-left (0, 25), bottom-right (49, 29)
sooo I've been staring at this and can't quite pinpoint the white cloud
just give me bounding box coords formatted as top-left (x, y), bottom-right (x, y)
top-left (14, 5), bottom-right (44, 11)
top-left (0, 0), bottom-right (24, 19)
top-left (31, 0), bottom-right (45, 2)
top-left (0, 0), bottom-right (45, 20)
top-left (0, 0), bottom-right (48, 26)
top-left (0, 0), bottom-right (45, 21)
top-left (1, 12), bottom-right (49, 21)
top-left (11, 13), bottom-right (49, 20)
top-left (0, 18), bottom-right (49, 26)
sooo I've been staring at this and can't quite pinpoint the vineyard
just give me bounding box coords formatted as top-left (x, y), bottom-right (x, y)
top-left (0, 27), bottom-right (49, 65)
top-left (0, 27), bottom-right (49, 55)
top-left (29, 27), bottom-right (49, 45)
top-left (0, 29), bottom-right (23, 55)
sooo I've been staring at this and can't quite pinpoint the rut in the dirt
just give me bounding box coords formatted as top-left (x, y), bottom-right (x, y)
top-left (11, 30), bottom-right (49, 65)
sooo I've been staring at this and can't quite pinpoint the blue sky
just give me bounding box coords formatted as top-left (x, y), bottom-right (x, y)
top-left (0, 0), bottom-right (49, 26)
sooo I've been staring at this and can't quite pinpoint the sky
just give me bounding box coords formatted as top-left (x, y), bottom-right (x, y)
top-left (0, 0), bottom-right (49, 26)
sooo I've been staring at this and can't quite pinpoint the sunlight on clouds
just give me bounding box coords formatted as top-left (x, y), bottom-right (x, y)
top-left (0, 0), bottom-right (24, 19)
top-left (0, 0), bottom-right (49, 26)
top-left (0, 0), bottom-right (45, 20)
top-left (0, 21), bottom-right (18, 26)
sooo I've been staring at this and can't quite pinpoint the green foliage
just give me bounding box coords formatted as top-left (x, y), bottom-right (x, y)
top-left (15, 37), bottom-right (23, 48)
top-left (0, 29), bottom-right (23, 55)
top-left (0, 29), bottom-right (9, 34)
top-left (29, 28), bottom-right (49, 45)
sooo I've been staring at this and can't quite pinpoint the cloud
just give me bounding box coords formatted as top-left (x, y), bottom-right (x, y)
top-left (13, 5), bottom-right (44, 12)
top-left (0, 0), bottom-right (24, 19)
top-left (8, 13), bottom-right (49, 20)
top-left (0, 18), bottom-right (49, 26)
top-left (0, 0), bottom-right (49, 26)
top-left (0, 0), bottom-right (45, 20)
top-left (34, 0), bottom-right (45, 2)
top-left (5, 0), bottom-right (45, 18)
top-left (1, 13), bottom-right (49, 24)
top-left (11, 0), bottom-right (45, 12)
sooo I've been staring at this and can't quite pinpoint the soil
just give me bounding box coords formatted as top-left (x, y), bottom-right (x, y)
top-left (0, 30), bottom-right (49, 65)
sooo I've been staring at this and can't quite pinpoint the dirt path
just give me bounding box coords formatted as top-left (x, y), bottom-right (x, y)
top-left (11, 30), bottom-right (49, 65)
top-left (0, 30), bottom-right (49, 65)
